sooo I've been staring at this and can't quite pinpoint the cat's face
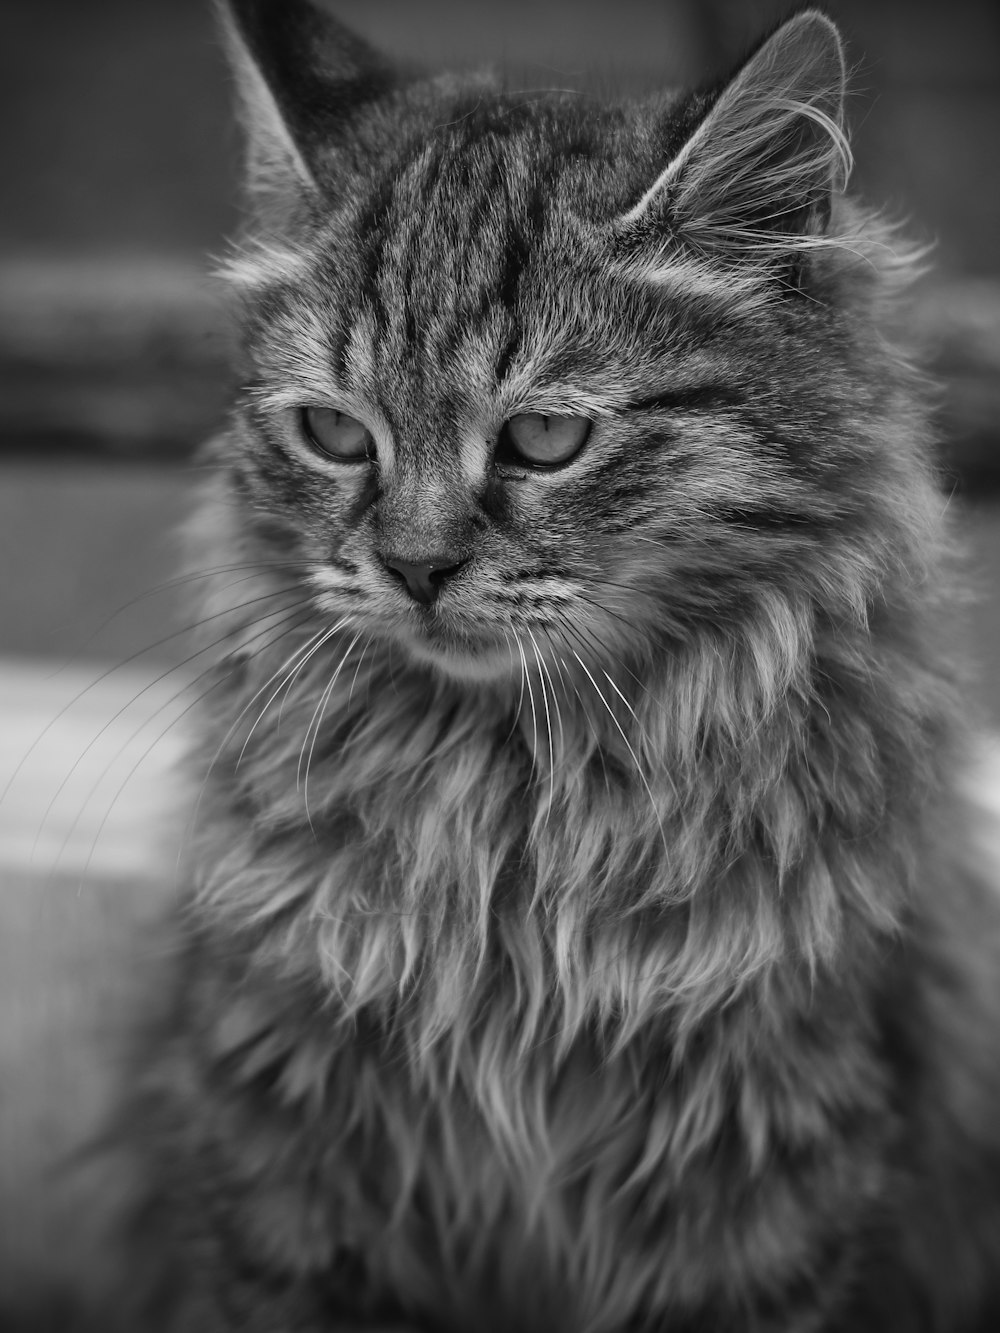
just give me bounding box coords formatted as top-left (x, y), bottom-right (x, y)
top-left (220, 4), bottom-right (912, 687)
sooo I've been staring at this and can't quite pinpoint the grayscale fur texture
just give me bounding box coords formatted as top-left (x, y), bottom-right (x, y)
top-left (90, 4), bottom-right (1000, 1330)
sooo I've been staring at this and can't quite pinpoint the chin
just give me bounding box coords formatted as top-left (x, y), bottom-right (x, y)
top-left (399, 625), bottom-right (520, 686)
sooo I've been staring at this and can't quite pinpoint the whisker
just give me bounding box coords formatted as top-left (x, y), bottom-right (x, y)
top-left (29, 595), bottom-right (315, 867)
top-left (559, 580), bottom-right (659, 649)
top-left (558, 654), bottom-right (612, 799)
top-left (270, 616), bottom-right (360, 733)
top-left (300, 630), bottom-right (377, 826)
top-left (579, 639), bottom-right (679, 807)
top-left (568, 649), bottom-right (670, 860)
top-left (499, 627), bottom-right (523, 750)
top-left (525, 626), bottom-right (557, 817)
top-left (528, 626), bottom-right (567, 762)
top-left (227, 621), bottom-right (335, 767)
top-left (564, 594), bottom-right (674, 722)
top-left (513, 632), bottom-right (539, 785)
top-left (1, 583), bottom-right (300, 815)
top-left (184, 609), bottom-right (322, 850)
top-left (71, 669), bottom-right (247, 895)
top-left (71, 559), bottom-right (307, 651)
top-left (238, 618), bottom-right (353, 770)
top-left (297, 629), bottom-right (362, 793)
top-left (302, 630), bottom-right (365, 830)
top-left (348, 635), bottom-right (375, 710)
top-left (66, 604), bottom-right (314, 890)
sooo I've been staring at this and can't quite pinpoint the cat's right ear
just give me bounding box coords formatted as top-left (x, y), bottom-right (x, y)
top-left (215, 0), bottom-right (395, 229)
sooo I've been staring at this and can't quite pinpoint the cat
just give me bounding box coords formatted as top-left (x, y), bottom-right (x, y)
top-left (108, 2), bottom-right (1000, 1330)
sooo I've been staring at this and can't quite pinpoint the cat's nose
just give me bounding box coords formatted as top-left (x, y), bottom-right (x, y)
top-left (382, 554), bottom-right (468, 606)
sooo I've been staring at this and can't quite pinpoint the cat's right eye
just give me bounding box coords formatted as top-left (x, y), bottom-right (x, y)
top-left (301, 407), bottom-right (375, 462)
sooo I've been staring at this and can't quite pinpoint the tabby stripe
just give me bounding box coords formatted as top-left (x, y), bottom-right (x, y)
top-left (630, 386), bottom-right (741, 413)
top-left (712, 504), bottom-right (818, 531)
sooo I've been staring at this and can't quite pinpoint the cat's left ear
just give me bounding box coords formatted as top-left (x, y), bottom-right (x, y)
top-left (619, 10), bottom-right (849, 260)
top-left (216, 0), bottom-right (396, 228)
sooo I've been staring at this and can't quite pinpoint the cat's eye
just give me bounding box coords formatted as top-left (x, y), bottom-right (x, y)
top-left (301, 407), bottom-right (375, 462)
top-left (497, 413), bottom-right (591, 468)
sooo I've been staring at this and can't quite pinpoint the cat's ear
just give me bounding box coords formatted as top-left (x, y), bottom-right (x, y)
top-left (620, 11), bottom-right (849, 261)
top-left (216, 0), bottom-right (395, 228)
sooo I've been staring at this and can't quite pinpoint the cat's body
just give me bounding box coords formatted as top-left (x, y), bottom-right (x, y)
top-left (113, 4), bottom-right (1000, 1330)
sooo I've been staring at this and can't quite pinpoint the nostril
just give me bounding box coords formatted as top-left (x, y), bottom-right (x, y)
top-left (383, 555), bottom-right (467, 606)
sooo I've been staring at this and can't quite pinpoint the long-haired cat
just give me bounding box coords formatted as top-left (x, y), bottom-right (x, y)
top-left (111, 2), bottom-right (1000, 1329)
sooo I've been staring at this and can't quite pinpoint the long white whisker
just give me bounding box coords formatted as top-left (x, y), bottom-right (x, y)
top-left (274, 615), bottom-right (358, 731)
top-left (237, 618), bottom-right (350, 770)
top-left (499, 628), bottom-right (523, 749)
top-left (186, 612), bottom-right (328, 843)
top-left (600, 663), bottom-right (679, 805)
top-left (529, 628), bottom-right (566, 763)
top-left (552, 645), bottom-right (576, 741)
top-left (71, 560), bottom-right (305, 653)
top-left (3, 585), bottom-right (301, 819)
top-left (73, 607), bottom-right (312, 892)
top-left (562, 606), bottom-right (672, 727)
top-left (39, 602), bottom-right (314, 875)
top-left (563, 617), bottom-right (678, 806)
top-left (514, 632), bottom-right (539, 785)
top-left (558, 653), bottom-right (611, 798)
top-left (297, 629), bottom-right (363, 789)
top-left (525, 626), bottom-right (557, 818)
top-left (241, 622), bottom-right (335, 742)
top-left (348, 635), bottom-right (375, 710)
top-left (569, 649), bottom-right (670, 859)
top-left (301, 630), bottom-right (365, 831)
top-left (512, 628), bottom-right (526, 723)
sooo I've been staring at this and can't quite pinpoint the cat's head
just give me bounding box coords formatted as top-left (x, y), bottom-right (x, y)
top-left (215, 1), bottom-right (932, 690)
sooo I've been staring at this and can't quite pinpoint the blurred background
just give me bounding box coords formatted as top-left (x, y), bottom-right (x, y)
top-left (0, 0), bottom-right (997, 1311)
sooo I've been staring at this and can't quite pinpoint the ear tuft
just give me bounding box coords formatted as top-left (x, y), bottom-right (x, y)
top-left (621, 11), bottom-right (850, 264)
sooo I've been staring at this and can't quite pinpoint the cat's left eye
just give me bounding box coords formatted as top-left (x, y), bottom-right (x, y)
top-left (497, 413), bottom-right (591, 468)
top-left (301, 407), bottom-right (375, 462)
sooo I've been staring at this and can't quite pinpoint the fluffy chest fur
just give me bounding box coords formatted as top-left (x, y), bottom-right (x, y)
top-left (169, 584), bottom-right (933, 1327)
top-left (193, 571), bottom-right (922, 1050)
